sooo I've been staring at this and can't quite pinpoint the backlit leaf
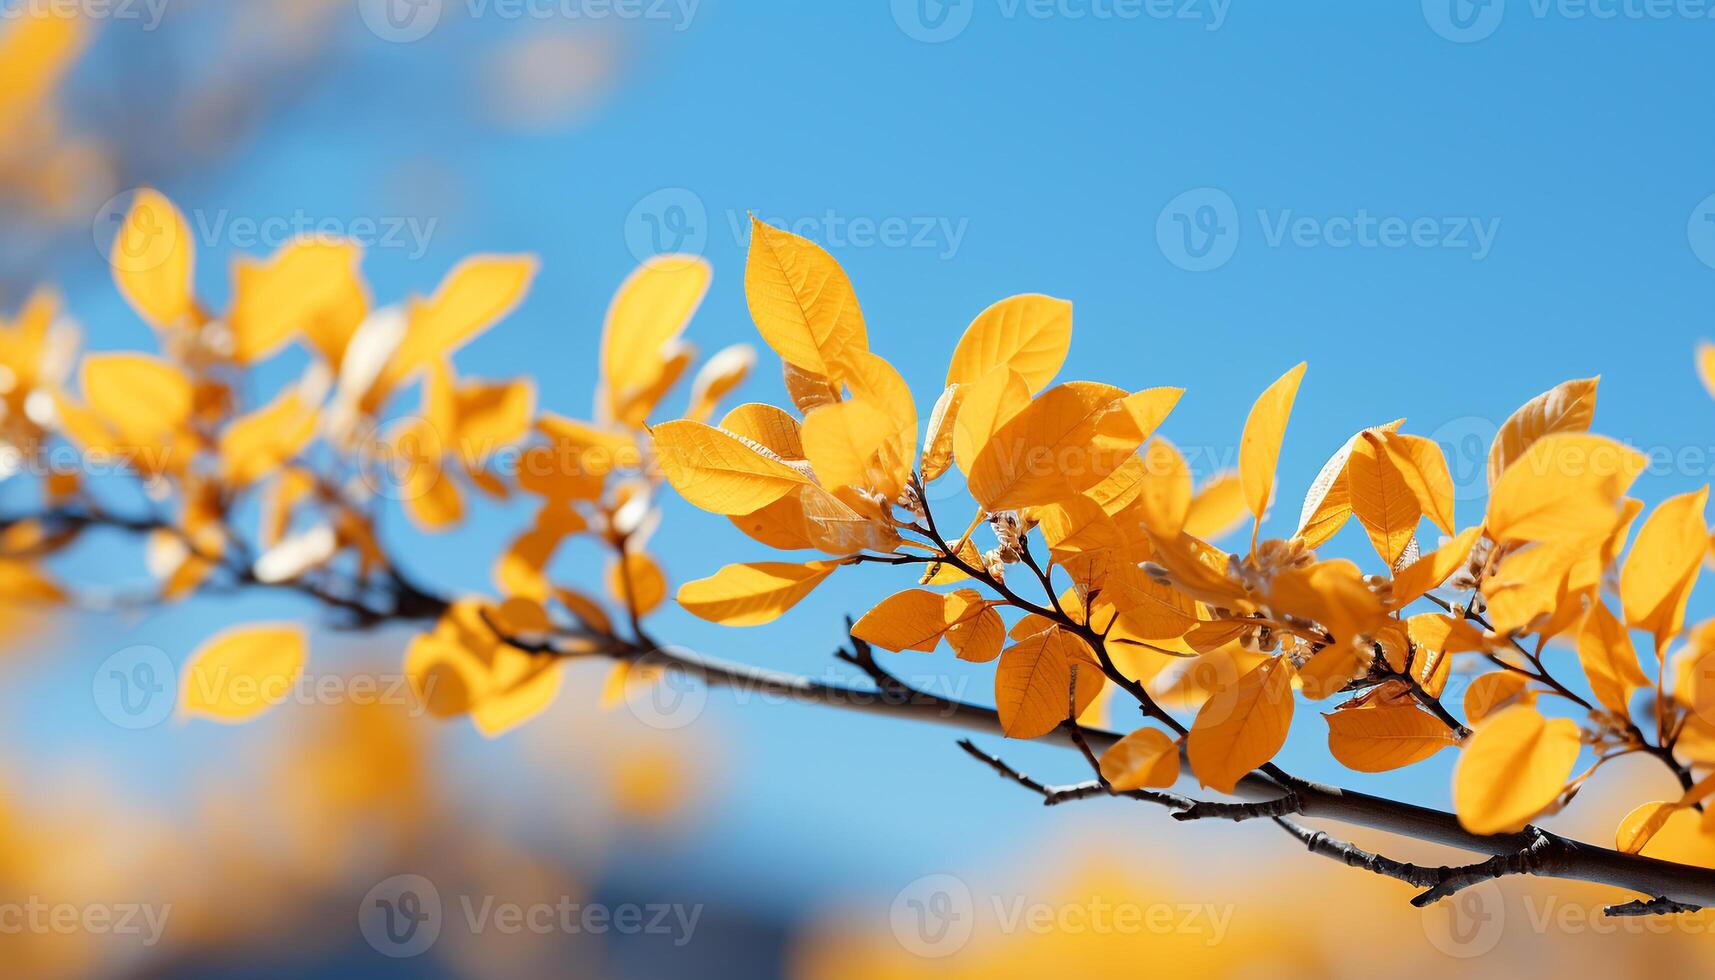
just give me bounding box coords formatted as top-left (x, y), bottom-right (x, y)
top-left (1452, 704), bottom-right (1581, 835)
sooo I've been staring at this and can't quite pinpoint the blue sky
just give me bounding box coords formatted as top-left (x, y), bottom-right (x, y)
top-left (10, 0), bottom-right (1715, 917)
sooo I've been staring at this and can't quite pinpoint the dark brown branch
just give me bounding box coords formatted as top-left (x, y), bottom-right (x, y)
top-left (1173, 794), bottom-right (1303, 823)
top-left (1604, 896), bottom-right (1705, 917)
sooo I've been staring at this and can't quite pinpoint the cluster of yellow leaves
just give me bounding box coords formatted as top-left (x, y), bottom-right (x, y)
top-left (653, 220), bottom-right (1715, 861)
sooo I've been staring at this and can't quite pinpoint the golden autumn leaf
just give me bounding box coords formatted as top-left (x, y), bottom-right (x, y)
top-left (968, 383), bottom-right (1179, 511)
top-left (1188, 655), bottom-right (1295, 793)
top-left (1577, 600), bottom-right (1649, 718)
top-left (1099, 727), bottom-right (1181, 790)
top-left (81, 352), bottom-right (193, 450)
top-left (945, 293), bottom-right (1072, 395)
top-left (180, 624), bottom-right (307, 722)
top-left (1238, 362), bottom-right (1307, 543)
top-left (686, 344), bottom-right (756, 424)
top-left (1619, 486), bottom-right (1709, 655)
top-left (607, 552), bottom-right (667, 615)
top-left (229, 237), bottom-right (364, 365)
top-left (1326, 702), bottom-right (1457, 772)
top-left (995, 626), bottom-right (1103, 739)
top-left (802, 398), bottom-right (905, 494)
top-left (219, 390), bottom-right (317, 488)
top-left (721, 402), bottom-right (805, 458)
top-left (1346, 431), bottom-right (1420, 566)
top-left (382, 254), bottom-right (537, 396)
top-left (1294, 420), bottom-right (1404, 549)
top-left (1487, 376), bottom-right (1598, 487)
top-left (1699, 341), bottom-right (1715, 401)
top-left (952, 364), bottom-right (1031, 476)
top-left (651, 420), bottom-right (814, 515)
top-left (919, 384), bottom-right (964, 483)
top-left (1182, 471), bottom-right (1248, 542)
top-left (1452, 704), bottom-right (1581, 835)
top-left (601, 253), bottom-right (712, 411)
top-left (744, 216), bottom-right (868, 381)
top-left (851, 589), bottom-right (957, 652)
top-left (678, 560), bottom-right (839, 626)
top-left (473, 660), bottom-right (565, 738)
top-left (1485, 433), bottom-right (1645, 543)
top-left (111, 189), bottom-right (195, 329)
top-left (945, 600), bottom-right (1005, 663)
top-left (1390, 526), bottom-right (1481, 607)
top-left (1463, 671), bottom-right (1535, 725)
top-left (1136, 438), bottom-right (1192, 538)
top-left (1381, 431), bottom-right (1455, 536)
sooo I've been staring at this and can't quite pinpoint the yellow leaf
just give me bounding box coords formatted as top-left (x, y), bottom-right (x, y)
top-left (607, 552), bottom-right (667, 616)
top-left (995, 626), bottom-right (1103, 739)
top-left (1187, 656), bottom-right (1295, 793)
top-left (1326, 702), bottom-right (1456, 772)
top-left (112, 189), bottom-right (194, 329)
top-left (1620, 486), bottom-right (1709, 656)
top-left (1484, 433), bottom-right (1645, 543)
top-left (82, 353), bottom-right (192, 449)
top-left (1294, 420), bottom-right (1404, 548)
top-left (1381, 432), bottom-right (1456, 536)
top-left (1391, 527), bottom-right (1481, 607)
top-left (720, 402), bottom-right (805, 458)
top-left (919, 384), bottom-right (964, 483)
top-left (405, 634), bottom-right (486, 718)
top-left (1577, 601), bottom-right (1649, 717)
top-left (651, 420), bottom-right (814, 515)
top-left (744, 217), bottom-right (868, 380)
top-left (1183, 472), bottom-right (1247, 542)
top-left (1463, 672), bottom-right (1535, 725)
top-left (219, 390), bottom-right (317, 488)
top-left (1347, 431), bottom-right (1420, 566)
top-left (1452, 704), bottom-right (1581, 835)
top-left (945, 293), bottom-right (1072, 395)
top-left (952, 364), bottom-right (1030, 476)
top-left (678, 560), bottom-right (839, 626)
top-left (382, 254), bottom-right (536, 396)
top-left (851, 589), bottom-right (955, 652)
top-left (1488, 377), bottom-right (1598, 487)
top-left (228, 238), bottom-right (364, 364)
top-left (1136, 438), bottom-right (1192, 538)
top-left (801, 398), bottom-right (905, 495)
top-left (968, 383), bottom-right (1179, 511)
top-left (180, 624), bottom-right (307, 722)
top-left (1100, 727), bottom-right (1181, 790)
top-left (946, 602), bottom-right (1005, 663)
top-left (473, 660), bottom-right (564, 737)
top-left (601, 254), bottom-right (711, 411)
top-left (1238, 362), bottom-right (1307, 542)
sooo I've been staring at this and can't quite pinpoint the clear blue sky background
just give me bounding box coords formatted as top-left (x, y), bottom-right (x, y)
top-left (10, 0), bottom-right (1715, 921)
